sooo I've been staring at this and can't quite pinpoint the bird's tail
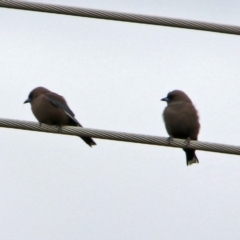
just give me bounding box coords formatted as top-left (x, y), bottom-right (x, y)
top-left (80, 136), bottom-right (97, 147)
top-left (68, 119), bottom-right (97, 147)
top-left (183, 149), bottom-right (199, 166)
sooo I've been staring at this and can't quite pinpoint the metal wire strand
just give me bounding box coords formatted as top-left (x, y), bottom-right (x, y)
top-left (0, 0), bottom-right (240, 35)
top-left (0, 118), bottom-right (239, 156)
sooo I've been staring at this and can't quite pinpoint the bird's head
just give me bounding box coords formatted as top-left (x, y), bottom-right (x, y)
top-left (161, 90), bottom-right (192, 105)
top-left (24, 87), bottom-right (50, 104)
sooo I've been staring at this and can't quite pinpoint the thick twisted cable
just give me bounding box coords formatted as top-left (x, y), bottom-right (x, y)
top-left (0, 0), bottom-right (240, 35)
top-left (0, 118), bottom-right (239, 155)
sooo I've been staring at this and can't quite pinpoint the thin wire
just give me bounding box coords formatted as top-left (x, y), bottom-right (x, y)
top-left (0, 0), bottom-right (240, 35)
top-left (0, 118), bottom-right (239, 156)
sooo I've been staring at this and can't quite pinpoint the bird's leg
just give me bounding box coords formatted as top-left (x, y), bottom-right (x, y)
top-left (184, 137), bottom-right (191, 146)
top-left (57, 125), bottom-right (62, 132)
top-left (39, 122), bottom-right (42, 126)
top-left (167, 135), bottom-right (173, 145)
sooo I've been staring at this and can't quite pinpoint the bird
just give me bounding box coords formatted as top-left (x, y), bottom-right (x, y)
top-left (24, 86), bottom-right (96, 147)
top-left (161, 90), bottom-right (200, 166)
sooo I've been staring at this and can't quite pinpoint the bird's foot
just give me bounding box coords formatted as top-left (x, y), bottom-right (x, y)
top-left (184, 137), bottom-right (191, 146)
top-left (57, 126), bottom-right (62, 133)
top-left (167, 136), bottom-right (173, 145)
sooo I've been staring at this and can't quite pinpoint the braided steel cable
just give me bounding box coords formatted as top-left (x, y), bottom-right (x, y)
top-left (0, 118), bottom-right (239, 155)
top-left (0, 0), bottom-right (240, 35)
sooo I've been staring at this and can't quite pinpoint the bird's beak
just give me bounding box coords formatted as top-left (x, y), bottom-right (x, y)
top-left (24, 98), bottom-right (30, 104)
top-left (161, 97), bottom-right (169, 102)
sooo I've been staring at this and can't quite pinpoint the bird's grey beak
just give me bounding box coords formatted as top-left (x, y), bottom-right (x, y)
top-left (24, 98), bottom-right (30, 104)
top-left (161, 97), bottom-right (169, 102)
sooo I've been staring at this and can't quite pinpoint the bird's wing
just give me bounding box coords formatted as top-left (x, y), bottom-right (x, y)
top-left (45, 94), bottom-right (82, 127)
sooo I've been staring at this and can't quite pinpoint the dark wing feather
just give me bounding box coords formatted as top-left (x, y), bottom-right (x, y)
top-left (45, 94), bottom-right (82, 127)
top-left (44, 92), bottom-right (96, 147)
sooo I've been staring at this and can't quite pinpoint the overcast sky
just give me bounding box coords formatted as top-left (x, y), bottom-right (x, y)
top-left (1, 0), bottom-right (240, 239)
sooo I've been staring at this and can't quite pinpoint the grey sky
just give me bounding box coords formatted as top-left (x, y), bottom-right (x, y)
top-left (1, 0), bottom-right (240, 239)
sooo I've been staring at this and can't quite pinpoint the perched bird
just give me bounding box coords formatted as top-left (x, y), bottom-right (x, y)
top-left (161, 90), bottom-right (200, 166)
top-left (24, 87), bottom-right (96, 147)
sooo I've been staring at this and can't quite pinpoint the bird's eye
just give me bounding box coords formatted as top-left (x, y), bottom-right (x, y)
top-left (29, 92), bottom-right (33, 100)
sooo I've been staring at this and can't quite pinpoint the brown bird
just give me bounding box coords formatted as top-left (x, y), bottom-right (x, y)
top-left (24, 87), bottom-right (96, 147)
top-left (161, 90), bottom-right (200, 166)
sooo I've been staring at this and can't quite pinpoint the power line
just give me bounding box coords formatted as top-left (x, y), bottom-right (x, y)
top-left (0, 118), bottom-right (239, 155)
top-left (0, 0), bottom-right (240, 35)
